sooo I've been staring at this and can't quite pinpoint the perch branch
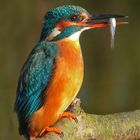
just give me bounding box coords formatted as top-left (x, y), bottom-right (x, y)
top-left (35, 99), bottom-right (140, 140)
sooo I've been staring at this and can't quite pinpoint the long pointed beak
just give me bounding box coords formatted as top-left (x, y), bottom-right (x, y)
top-left (86, 14), bottom-right (128, 28)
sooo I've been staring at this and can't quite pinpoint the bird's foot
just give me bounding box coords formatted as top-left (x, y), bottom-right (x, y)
top-left (38, 127), bottom-right (63, 137)
top-left (59, 112), bottom-right (78, 122)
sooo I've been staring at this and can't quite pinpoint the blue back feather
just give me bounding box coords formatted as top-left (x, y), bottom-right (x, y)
top-left (14, 41), bottom-right (59, 137)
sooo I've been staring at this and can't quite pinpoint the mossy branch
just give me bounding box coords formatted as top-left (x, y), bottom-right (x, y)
top-left (35, 99), bottom-right (140, 140)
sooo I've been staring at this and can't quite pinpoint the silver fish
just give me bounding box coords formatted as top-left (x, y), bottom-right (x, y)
top-left (109, 18), bottom-right (116, 48)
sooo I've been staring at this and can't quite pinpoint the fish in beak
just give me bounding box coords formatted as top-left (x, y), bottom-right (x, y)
top-left (86, 14), bottom-right (128, 28)
top-left (85, 14), bottom-right (128, 48)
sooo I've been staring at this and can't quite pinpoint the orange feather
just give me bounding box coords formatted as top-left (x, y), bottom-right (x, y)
top-left (28, 38), bottom-right (84, 137)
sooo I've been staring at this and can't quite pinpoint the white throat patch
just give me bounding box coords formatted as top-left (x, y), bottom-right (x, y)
top-left (46, 27), bottom-right (90, 41)
top-left (68, 31), bottom-right (82, 42)
top-left (68, 27), bottom-right (90, 42)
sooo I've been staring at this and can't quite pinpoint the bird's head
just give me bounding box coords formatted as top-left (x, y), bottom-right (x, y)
top-left (40, 5), bottom-right (127, 42)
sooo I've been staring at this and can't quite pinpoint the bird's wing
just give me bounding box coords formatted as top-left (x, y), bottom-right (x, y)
top-left (14, 41), bottom-right (59, 122)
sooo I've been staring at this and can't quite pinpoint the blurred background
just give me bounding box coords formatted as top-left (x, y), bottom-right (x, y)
top-left (0, 0), bottom-right (140, 139)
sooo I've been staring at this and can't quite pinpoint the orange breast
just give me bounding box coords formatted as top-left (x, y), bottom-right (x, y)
top-left (29, 39), bottom-right (84, 137)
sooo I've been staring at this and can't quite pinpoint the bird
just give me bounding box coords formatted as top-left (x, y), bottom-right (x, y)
top-left (14, 5), bottom-right (126, 140)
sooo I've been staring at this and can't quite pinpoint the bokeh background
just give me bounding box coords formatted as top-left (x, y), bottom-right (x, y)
top-left (0, 0), bottom-right (140, 139)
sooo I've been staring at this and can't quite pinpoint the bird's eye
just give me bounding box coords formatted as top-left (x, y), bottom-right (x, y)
top-left (70, 15), bottom-right (84, 22)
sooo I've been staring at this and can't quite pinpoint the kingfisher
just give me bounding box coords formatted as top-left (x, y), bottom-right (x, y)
top-left (14, 5), bottom-right (126, 140)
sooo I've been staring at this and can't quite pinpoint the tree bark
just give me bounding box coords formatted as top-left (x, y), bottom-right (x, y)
top-left (35, 99), bottom-right (140, 140)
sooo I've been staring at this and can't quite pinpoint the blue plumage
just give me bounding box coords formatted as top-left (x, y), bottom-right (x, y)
top-left (52, 25), bottom-right (83, 41)
top-left (40, 5), bottom-right (88, 41)
top-left (14, 5), bottom-right (90, 139)
top-left (13, 5), bottom-right (89, 139)
top-left (14, 41), bottom-right (59, 136)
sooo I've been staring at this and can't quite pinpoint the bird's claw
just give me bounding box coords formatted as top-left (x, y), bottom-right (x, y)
top-left (38, 126), bottom-right (63, 137)
top-left (59, 112), bottom-right (78, 123)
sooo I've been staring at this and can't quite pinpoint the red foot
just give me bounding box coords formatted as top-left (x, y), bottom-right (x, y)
top-left (59, 112), bottom-right (77, 121)
top-left (38, 127), bottom-right (63, 137)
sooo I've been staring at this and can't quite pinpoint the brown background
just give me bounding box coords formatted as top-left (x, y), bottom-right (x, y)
top-left (0, 0), bottom-right (140, 140)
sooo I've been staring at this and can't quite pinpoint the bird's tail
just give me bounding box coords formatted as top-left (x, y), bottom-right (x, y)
top-left (19, 128), bottom-right (30, 140)
top-left (18, 120), bottom-right (30, 140)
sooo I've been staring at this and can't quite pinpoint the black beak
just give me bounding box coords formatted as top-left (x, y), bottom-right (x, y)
top-left (86, 13), bottom-right (128, 28)
top-left (91, 14), bottom-right (127, 20)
